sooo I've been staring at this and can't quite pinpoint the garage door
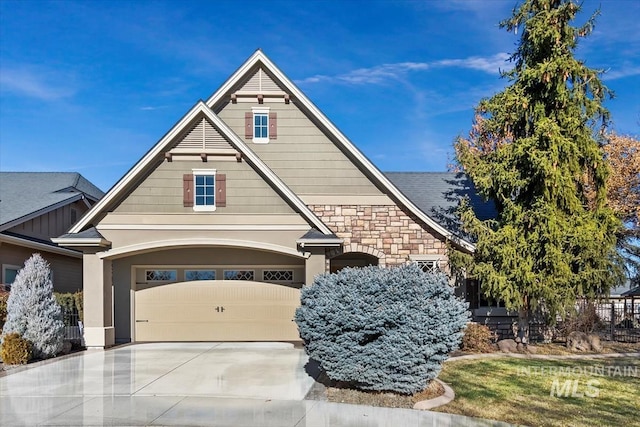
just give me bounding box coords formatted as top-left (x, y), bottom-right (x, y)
top-left (134, 280), bottom-right (301, 341)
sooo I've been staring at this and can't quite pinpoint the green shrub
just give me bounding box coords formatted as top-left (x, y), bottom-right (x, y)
top-left (295, 264), bottom-right (470, 395)
top-left (461, 322), bottom-right (495, 353)
top-left (74, 291), bottom-right (83, 323)
top-left (0, 332), bottom-right (32, 365)
top-left (54, 291), bottom-right (83, 323)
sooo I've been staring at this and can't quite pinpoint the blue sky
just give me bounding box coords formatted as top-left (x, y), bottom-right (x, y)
top-left (1, 0), bottom-right (638, 192)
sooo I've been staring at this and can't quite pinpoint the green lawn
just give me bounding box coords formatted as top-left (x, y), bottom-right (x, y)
top-left (435, 357), bottom-right (640, 427)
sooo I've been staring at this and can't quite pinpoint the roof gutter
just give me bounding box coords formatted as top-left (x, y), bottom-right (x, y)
top-left (1, 233), bottom-right (83, 259)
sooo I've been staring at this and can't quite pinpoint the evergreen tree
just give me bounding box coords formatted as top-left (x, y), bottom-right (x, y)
top-left (1, 254), bottom-right (64, 359)
top-left (452, 0), bottom-right (623, 342)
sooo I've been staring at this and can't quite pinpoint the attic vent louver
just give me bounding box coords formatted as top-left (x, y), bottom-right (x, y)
top-left (232, 67), bottom-right (289, 103)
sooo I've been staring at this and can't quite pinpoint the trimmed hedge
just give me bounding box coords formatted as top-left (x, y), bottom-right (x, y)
top-left (295, 264), bottom-right (469, 394)
top-left (461, 322), bottom-right (496, 353)
top-left (0, 332), bottom-right (32, 365)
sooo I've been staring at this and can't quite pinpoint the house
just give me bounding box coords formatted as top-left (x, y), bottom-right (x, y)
top-left (54, 51), bottom-right (488, 348)
top-left (0, 172), bottom-right (104, 292)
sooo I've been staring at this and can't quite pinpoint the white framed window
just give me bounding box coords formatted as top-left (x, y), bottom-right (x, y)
top-left (145, 270), bottom-right (177, 282)
top-left (185, 270), bottom-right (216, 281)
top-left (223, 270), bottom-right (255, 281)
top-left (2, 264), bottom-right (21, 288)
top-left (409, 255), bottom-right (445, 275)
top-left (192, 169), bottom-right (216, 211)
top-left (252, 107), bottom-right (269, 143)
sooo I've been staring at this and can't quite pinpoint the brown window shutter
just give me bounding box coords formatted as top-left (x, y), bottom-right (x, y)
top-left (245, 112), bottom-right (253, 139)
top-left (183, 174), bottom-right (194, 207)
top-left (216, 174), bottom-right (226, 207)
top-left (269, 112), bottom-right (277, 139)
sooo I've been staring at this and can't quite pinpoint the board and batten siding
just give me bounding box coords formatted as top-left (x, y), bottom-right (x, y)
top-left (217, 102), bottom-right (386, 197)
top-left (7, 201), bottom-right (89, 241)
top-left (113, 159), bottom-right (296, 214)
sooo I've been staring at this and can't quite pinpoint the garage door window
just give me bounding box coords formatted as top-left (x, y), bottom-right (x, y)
top-left (146, 270), bottom-right (177, 282)
top-left (263, 270), bottom-right (293, 282)
top-left (185, 270), bottom-right (216, 280)
top-left (223, 270), bottom-right (254, 280)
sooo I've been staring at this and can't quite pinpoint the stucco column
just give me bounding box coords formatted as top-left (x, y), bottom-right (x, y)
top-left (304, 247), bottom-right (326, 285)
top-left (82, 252), bottom-right (114, 348)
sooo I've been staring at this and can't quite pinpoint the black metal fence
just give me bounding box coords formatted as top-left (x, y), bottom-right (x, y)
top-left (483, 297), bottom-right (640, 343)
top-left (60, 307), bottom-right (83, 343)
top-left (552, 297), bottom-right (640, 343)
top-left (591, 297), bottom-right (640, 343)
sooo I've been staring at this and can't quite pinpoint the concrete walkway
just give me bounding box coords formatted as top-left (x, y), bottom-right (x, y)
top-left (0, 342), bottom-right (511, 426)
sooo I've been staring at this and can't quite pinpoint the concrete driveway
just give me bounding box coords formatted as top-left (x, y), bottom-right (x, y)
top-left (0, 342), bottom-right (512, 426)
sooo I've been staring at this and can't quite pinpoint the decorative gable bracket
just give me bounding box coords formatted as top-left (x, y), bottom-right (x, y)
top-left (231, 91), bottom-right (291, 104)
top-left (164, 150), bottom-right (243, 163)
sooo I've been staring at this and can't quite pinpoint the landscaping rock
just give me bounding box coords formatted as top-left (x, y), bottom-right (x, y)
top-left (516, 343), bottom-right (525, 352)
top-left (526, 345), bottom-right (538, 354)
top-left (567, 331), bottom-right (591, 351)
top-left (497, 339), bottom-right (518, 353)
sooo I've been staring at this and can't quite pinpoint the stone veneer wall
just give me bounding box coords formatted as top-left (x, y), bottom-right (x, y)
top-left (309, 205), bottom-right (447, 267)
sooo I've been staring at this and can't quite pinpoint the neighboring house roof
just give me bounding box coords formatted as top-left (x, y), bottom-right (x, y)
top-left (621, 286), bottom-right (640, 297)
top-left (0, 172), bottom-right (104, 232)
top-left (385, 172), bottom-right (497, 238)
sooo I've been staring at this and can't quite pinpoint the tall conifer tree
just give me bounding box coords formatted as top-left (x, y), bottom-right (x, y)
top-left (1, 254), bottom-right (64, 358)
top-left (453, 0), bottom-right (622, 341)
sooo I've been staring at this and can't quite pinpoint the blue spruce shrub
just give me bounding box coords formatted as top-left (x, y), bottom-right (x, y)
top-left (1, 254), bottom-right (64, 359)
top-left (295, 263), bottom-right (469, 394)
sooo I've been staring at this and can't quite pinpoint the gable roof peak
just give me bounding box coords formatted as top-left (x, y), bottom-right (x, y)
top-left (68, 101), bottom-right (332, 235)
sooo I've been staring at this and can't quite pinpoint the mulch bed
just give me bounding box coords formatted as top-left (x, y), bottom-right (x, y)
top-left (325, 380), bottom-right (444, 409)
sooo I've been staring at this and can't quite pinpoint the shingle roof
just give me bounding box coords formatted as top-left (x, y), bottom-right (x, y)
top-left (384, 172), bottom-right (497, 238)
top-left (621, 285), bottom-right (640, 297)
top-left (299, 229), bottom-right (339, 240)
top-left (0, 172), bottom-right (104, 228)
top-left (57, 226), bottom-right (106, 240)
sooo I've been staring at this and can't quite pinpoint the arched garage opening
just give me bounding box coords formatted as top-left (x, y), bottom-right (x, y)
top-left (330, 252), bottom-right (379, 274)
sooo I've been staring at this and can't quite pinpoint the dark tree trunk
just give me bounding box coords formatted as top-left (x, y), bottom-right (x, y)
top-left (517, 297), bottom-right (530, 344)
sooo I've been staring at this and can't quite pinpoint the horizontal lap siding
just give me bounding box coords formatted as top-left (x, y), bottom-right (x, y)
top-left (114, 160), bottom-right (296, 214)
top-left (0, 243), bottom-right (81, 292)
top-left (218, 103), bottom-right (385, 197)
